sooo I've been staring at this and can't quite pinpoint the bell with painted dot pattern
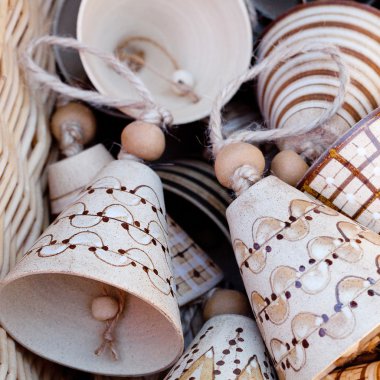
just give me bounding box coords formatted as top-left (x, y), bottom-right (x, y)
top-left (0, 160), bottom-right (183, 376)
top-left (227, 175), bottom-right (380, 379)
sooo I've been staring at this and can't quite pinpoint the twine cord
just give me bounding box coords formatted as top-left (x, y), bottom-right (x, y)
top-left (115, 36), bottom-right (200, 103)
top-left (23, 35), bottom-right (173, 128)
top-left (59, 121), bottom-right (83, 157)
top-left (208, 42), bottom-right (350, 195)
top-left (95, 290), bottom-right (126, 361)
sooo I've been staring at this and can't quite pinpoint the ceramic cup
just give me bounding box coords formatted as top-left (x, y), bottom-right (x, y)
top-left (227, 175), bottom-right (380, 379)
top-left (77, 0), bottom-right (252, 125)
top-left (257, 1), bottom-right (380, 158)
top-left (165, 314), bottom-right (275, 380)
top-left (298, 107), bottom-right (380, 234)
top-left (0, 160), bottom-right (183, 376)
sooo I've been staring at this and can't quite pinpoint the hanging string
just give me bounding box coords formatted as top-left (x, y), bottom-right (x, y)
top-left (208, 41), bottom-right (350, 195)
top-left (23, 35), bottom-right (173, 129)
top-left (209, 42), bottom-right (350, 157)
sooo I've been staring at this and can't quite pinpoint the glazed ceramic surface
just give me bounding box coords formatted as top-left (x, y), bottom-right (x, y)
top-left (168, 216), bottom-right (223, 306)
top-left (77, 0), bottom-right (252, 124)
top-left (165, 314), bottom-right (275, 380)
top-left (227, 176), bottom-right (380, 379)
top-left (257, 1), bottom-right (380, 156)
top-left (325, 361), bottom-right (380, 379)
top-left (299, 108), bottom-right (380, 233)
top-left (0, 160), bottom-right (183, 376)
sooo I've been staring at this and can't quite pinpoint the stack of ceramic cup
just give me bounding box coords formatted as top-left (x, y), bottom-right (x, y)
top-left (257, 1), bottom-right (380, 157)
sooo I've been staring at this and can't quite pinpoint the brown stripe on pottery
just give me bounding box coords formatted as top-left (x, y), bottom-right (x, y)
top-left (267, 70), bottom-right (376, 119)
top-left (263, 21), bottom-right (380, 58)
top-left (275, 94), bottom-right (361, 130)
top-left (297, 108), bottom-right (380, 189)
top-left (260, 0), bottom-right (380, 40)
top-left (260, 46), bottom-right (380, 108)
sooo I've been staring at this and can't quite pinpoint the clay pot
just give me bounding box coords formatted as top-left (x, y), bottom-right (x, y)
top-left (298, 107), bottom-right (380, 234)
top-left (77, 0), bottom-right (252, 124)
top-left (0, 160), bottom-right (183, 376)
top-left (227, 175), bottom-right (380, 379)
top-left (257, 1), bottom-right (380, 158)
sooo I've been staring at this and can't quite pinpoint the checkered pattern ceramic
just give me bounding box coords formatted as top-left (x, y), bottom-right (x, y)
top-left (299, 109), bottom-right (380, 233)
top-left (168, 216), bottom-right (223, 306)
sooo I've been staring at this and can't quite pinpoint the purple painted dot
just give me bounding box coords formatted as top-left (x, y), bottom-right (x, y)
top-left (299, 265), bottom-right (305, 272)
top-left (266, 246), bottom-right (272, 253)
top-left (321, 314), bottom-right (329, 323)
top-left (367, 277), bottom-right (375, 285)
top-left (334, 303), bottom-right (342, 312)
top-left (309, 258), bottom-right (316, 264)
top-left (295, 281), bottom-right (302, 288)
top-left (253, 243), bottom-right (260, 250)
top-left (319, 328), bottom-right (326, 337)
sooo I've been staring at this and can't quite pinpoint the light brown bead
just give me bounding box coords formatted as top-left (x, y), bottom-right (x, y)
top-left (214, 143), bottom-right (265, 188)
top-left (271, 150), bottom-right (309, 187)
top-left (121, 121), bottom-right (165, 161)
top-left (51, 102), bottom-right (96, 144)
top-left (91, 296), bottom-right (119, 321)
top-left (203, 289), bottom-right (251, 321)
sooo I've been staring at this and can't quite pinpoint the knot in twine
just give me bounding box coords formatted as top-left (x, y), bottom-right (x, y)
top-left (95, 290), bottom-right (126, 361)
top-left (208, 41), bottom-right (350, 195)
top-left (23, 35), bottom-right (173, 131)
top-left (59, 121), bottom-right (83, 157)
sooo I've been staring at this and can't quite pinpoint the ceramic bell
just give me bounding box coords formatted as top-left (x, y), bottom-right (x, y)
top-left (168, 216), bottom-right (223, 306)
top-left (227, 175), bottom-right (380, 379)
top-left (325, 361), bottom-right (380, 379)
top-left (165, 289), bottom-right (275, 380)
top-left (49, 144), bottom-right (113, 215)
top-left (299, 107), bottom-right (380, 234)
top-left (76, 0), bottom-right (252, 124)
top-left (0, 160), bottom-right (183, 376)
top-left (257, 1), bottom-right (380, 158)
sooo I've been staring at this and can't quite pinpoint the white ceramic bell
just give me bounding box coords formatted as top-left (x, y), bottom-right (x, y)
top-left (0, 160), bottom-right (183, 376)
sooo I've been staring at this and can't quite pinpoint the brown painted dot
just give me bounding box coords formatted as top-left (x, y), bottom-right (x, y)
top-left (234, 359), bottom-right (240, 364)
top-left (152, 239), bottom-right (157, 245)
top-left (102, 216), bottom-right (109, 222)
top-left (284, 221), bottom-right (291, 228)
top-left (236, 328), bottom-right (243, 333)
top-left (88, 189), bottom-right (94, 194)
top-left (281, 362), bottom-right (286, 370)
top-left (118, 249), bottom-right (126, 254)
top-left (286, 359), bottom-right (291, 369)
top-left (213, 370), bottom-right (221, 375)
top-left (309, 258), bottom-right (316, 264)
top-left (233, 369), bottom-right (241, 375)
top-left (96, 212), bottom-right (103, 216)
top-left (264, 361), bottom-right (269, 367)
top-left (131, 262), bottom-right (137, 267)
top-left (265, 297), bottom-right (270, 305)
top-left (305, 215), bottom-right (313, 221)
top-left (186, 359), bottom-right (193, 364)
top-left (189, 377), bottom-right (195, 380)
top-left (174, 365), bottom-right (180, 371)
top-left (193, 349), bottom-right (199, 354)
top-left (244, 261), bottom-right (250, 268)
top-left (368, 289), bottom-right (375, 296)
top-left (69, 244), bottom-right (76, 249)
top-left (200, 334), bottom-right (206, 339)
top-left (62, 239), bottom-right (69, 244)
top-left (121, 222), bottom-right (129, 230)
top-left (82, 210), bottom-right (89, 215)
top-left (285, 291), bottom-right (291, 299)
top-left (152, 206), bottom-right (157, 213)
top-left (193, 269), bottom-right (200, 278)
top-left (102, 246), bottom-right (108, 251)
top-left (121, 186), bottom-right (126, 191)
top-left (248, 248), bottom-right (253, 253)
top-left (153, 269), bottom-right (158, 275)
top-left (106, 188), bottom-right (113, 194)
top-left (130, 189), bottom-right (136, 194)
top-left (277, 234), bottom-right (284, 240)
top-left (332, 253), bottom-right (339, 259)
top-left (88, 247), bottom-right (96, 252)
top-left (208, 326), bottom-right (214, 330)
top-left (229, 339), bottom-right (236, 345)
top-left (141, 198), bottom-right (146, 204)
top-left (292, 338), bottom-right (298, 346)
top-left (314, 209), bottom-right (320, 214)
top-left (144, 228), bottom-right (150, 233)
top-left (265, 313), bottom-right (269, 321)
top-left (271, 293), bottom-right (277, 301)
top-left (142, 266), bottom-right (149, 273)
top-left (216, 360), bottom-right (225, 366)
top-left (289, 216), bottom-right (296, 222)
top-left (286, 343), bottom-right (290, 350)
top-left (350, 300), bottom-right (358, 308)
top-left (134, 221), bottom-right (140, 227)
top-left (236, 348), bottom-right (243, 352)
top-left (238, 337), bottom-right (244, 342)
top-left (222, 349), bottom-right (230, 355)
top-left (183, 353), bottom-right (189, 359)
top-left (264, 374), bottom-right (269, 379)
top-left (325, 259), bottom-right (333, 266)
top-left (191, 344), bottom-right (198, 349)
top-left (302, 339), bottom-right (309, 348)
top-left (51, 240), bottom-right (57, 245)
top-left (69, 215), bottom-right (75, 220)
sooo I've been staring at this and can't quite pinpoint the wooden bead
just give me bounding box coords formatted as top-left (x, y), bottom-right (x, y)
top-left (51, 102), bottom-right (96, 144)
top-left (203, 289), bottom-right (251, 321)
top-left (271, 150), bottom-right (309, 187)
top-left (121, 121), bottom-right (165, 161)
top-left (91, 296), bottom-right (119, 321)
top-left (214, 143), bottom-right (265, 188)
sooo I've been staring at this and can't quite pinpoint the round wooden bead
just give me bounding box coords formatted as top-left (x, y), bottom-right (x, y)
top-left (91, 296), bottom-right (119, 321)
top-left (203, 289), bottom-right (251, 321)
top-left (51, 102), bottom-right (96, 144)
top-left (271, 150), bottom-right (309, 187)
top-left (121, 121), bottom-right (165, 161)
top-left (214, 143), bottom-right (265, 188)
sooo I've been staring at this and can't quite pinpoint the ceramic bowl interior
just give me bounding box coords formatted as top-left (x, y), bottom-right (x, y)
top-left (77, 0), bottom-right (252, 125)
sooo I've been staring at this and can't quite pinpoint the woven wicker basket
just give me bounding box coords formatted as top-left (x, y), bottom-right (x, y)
top-left (0, 0), bottom-right (75, 378)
